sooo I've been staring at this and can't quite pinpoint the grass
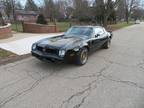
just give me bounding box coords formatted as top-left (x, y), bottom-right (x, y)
top-left (11, 23), bottom-right (23, 32)
top-left (108, 22), bottom-right (134, 31)
top-left (49, 22), bottom-right (70, 32)
top-left (56, 22), bottom-right (134, 32)
top-left (0, 49), bottom-right (15, 58)
top-left (56, 22), bottom-right (70, 32)
top-left (10, 21), bottom-right (134, 32)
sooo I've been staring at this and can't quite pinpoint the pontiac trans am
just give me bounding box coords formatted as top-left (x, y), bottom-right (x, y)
top-left (31, 26), bottom-right (113, 65)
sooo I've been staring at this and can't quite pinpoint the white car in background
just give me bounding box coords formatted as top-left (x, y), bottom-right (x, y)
top-left (135, 20), bottom-right (141, 24)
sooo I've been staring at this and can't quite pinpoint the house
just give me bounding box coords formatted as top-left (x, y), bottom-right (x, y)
top-left (15, 10), bottom-right (38, 22)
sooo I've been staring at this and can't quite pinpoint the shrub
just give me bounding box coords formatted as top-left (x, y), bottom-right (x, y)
top-left (36, 14), bottom-right (47, 25)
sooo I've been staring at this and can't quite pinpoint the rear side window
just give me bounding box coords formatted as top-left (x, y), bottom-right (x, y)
top-left (94, 28), bottom-right (104, 35)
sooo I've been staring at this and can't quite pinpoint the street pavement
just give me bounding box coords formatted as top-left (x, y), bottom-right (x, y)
top-left (0, 23), bottom-right (144, 108)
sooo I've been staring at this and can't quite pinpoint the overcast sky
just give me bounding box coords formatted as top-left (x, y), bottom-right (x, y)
top-left (19, 0), bottom-right (144, 7)
top-left (19, 0), bottom-right (95, 6)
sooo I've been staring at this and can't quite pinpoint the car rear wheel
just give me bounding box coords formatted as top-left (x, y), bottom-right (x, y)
top-left (75, 47), bottom-right (88, 66)
top-left (103, 39), bottom-right (111, 49)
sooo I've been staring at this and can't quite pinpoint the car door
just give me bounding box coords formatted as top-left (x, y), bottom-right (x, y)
top-left (90, 28), bottom-right (102, 50)
top-left (97, 28), bottom-right (108, 47)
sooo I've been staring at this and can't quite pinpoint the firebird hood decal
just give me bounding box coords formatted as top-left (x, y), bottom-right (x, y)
top-left (37, 36), bottom-right (86, 50)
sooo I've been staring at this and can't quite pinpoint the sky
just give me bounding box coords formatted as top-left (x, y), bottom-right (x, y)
top-left (19, 0), bottom-right (144, 8)
top-left (19, 0), bottom-right (94, 6)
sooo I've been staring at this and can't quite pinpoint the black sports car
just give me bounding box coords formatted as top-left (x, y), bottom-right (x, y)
top-left (31, 26), bottom-right (113, 65)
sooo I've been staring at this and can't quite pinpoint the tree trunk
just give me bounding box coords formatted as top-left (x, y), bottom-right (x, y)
top-left (125, 7), bottom-right (129, 24)
top-left (0, 12), bottom-right (5, 26)
top-left (103, 15), bottom-right (108, 27)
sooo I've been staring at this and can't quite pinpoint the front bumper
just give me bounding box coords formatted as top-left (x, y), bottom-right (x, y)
top-left (31, 50), bottom-right (64, 62)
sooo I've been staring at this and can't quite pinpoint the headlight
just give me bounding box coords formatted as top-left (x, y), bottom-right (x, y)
top-left (32, 44), bottom-right (37, 50)
top-left (59, 50), bottom-right (66, 57)
top-left (73, 47), bottom-right (80, 52)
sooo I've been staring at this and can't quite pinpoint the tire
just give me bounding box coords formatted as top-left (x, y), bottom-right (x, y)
top-left (103, 39), bottom-right (111, 49)
top-left (75, 47), bottom-right (88, 66)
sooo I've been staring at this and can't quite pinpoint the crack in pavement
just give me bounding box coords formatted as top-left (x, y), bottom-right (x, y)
top-left (56, 66), bottom-right (109, 80)
top-left (0, 76), bottom-right (28, 91)
top-left (0, 61), bottom-right (68, 108)
top-left (0, 72), bottom-right (54, 108)
top-left (2, 58), bottom-right (34, 71)
top-left (101, 75), bottom-right (144, 90)
top-left (137, 59), bottom-right (144, 71)
top-left (96, 55), bottom-right (139, 68)
top-left (59, 62), bottom-right (144, 108)
top-left (59, 79), bottom-right (98, 108)
top-left (59, 66), bottom-right (109, 108)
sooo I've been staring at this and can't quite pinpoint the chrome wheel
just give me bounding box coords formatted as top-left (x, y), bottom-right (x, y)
top-left (80, 49), bottom-right (88, 65)
top-left (75, 47), bottom-right (88, 66)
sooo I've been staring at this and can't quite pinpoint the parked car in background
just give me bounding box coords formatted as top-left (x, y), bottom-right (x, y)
top-left (31, 26), bottom-right (113, 65)
top-left (135, 20), bottom-right (141, 24)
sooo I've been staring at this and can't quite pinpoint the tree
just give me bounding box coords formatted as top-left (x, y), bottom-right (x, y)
top-left (72, 0), bottom-right (90, 22)
top-left (94, 0), bottom-right (120, 26)
top-left (25, 0), bottom-right (38, 11)
top-left (131, 8), bottom-right (144, 20)
top-left (117, 0), bottom-right (125, 21)
top-left (0, 12), bottom-right (5, 25)
top-left (36, 14), bottom-right (47, 24)
top-left (1, 0), bottom-right (13, 20)
top-left (43, 0), bottom-right (55, 21)
top-left (124, 0), bottom-right (140, 23)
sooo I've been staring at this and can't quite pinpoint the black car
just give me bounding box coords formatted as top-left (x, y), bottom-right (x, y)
top-left (31, 26), bottom-right (113, 65)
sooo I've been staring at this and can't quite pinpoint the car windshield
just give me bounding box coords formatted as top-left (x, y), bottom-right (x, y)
top-left (64, 27), bottom-right (93, 37)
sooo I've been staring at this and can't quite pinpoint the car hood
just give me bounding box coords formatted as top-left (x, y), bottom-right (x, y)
top-left (37, 35), bottom-right (86, 49)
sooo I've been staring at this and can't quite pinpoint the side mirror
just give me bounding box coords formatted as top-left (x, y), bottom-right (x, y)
top-left (95, 34), bottom-right (100, 38)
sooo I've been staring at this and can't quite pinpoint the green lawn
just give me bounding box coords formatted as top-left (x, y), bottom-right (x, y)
top-left (56, 22), bottom-right (70, 32)
top-left (49, 22), bottom-right (70, 32)
top-left (11, 23), bottom-right (23, 32)
top-left (0, 49), bottom-right (15, 58)
top-left (109, 22), bottom-right (134, 31)
top-left (10, 22), bottom-right (134, 32)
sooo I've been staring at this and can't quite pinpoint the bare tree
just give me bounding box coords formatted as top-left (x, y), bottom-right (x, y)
top-left (43, 0), bottom-right (55, 21)
top-left (1, 0), bottom-right (13, 20)
top-left (124, 0), bottom-right (140, 23)
top-left (25, 0), bottom-right (38, 11)
top-left (0, 12), bottom-right (5, 25)
top-left (72, 0), bottom-right (90, 21)
top-left (94, 0), bottom-right (120, 26)
top-left (117, 0), bottom-right (125, 21)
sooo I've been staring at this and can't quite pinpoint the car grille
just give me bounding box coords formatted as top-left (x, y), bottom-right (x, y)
top-left (37, 46), bottom-right (58, 55)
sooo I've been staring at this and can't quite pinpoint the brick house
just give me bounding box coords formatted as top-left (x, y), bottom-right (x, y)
top-left (15, 10), bottom-right (38, 22)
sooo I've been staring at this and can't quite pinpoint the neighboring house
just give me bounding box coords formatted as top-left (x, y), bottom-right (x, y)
top-left (15, 10), bottom-right (38, 22)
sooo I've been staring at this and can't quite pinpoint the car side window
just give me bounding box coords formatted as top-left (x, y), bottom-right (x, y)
top-left (94, 28), bottom-right (104, 35)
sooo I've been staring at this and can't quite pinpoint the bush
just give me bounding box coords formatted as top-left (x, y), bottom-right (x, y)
top-left (36, 14), bottom-right (47, 25)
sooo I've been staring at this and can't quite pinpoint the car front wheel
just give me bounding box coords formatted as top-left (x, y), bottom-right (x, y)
top-left (103, 39), bottom-right (111, 49)
top-left (75, 47), bottom-right (88, 66)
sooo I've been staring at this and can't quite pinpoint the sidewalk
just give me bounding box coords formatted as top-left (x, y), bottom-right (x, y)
top-left (0, 32), bottom-right (63, 55)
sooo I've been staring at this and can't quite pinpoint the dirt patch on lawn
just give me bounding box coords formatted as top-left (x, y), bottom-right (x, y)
top-left (0, 48), bottom-right (31, 66)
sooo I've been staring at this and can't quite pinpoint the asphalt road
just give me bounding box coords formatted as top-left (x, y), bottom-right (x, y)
top-left (0, 23), bottom-right (144, 108)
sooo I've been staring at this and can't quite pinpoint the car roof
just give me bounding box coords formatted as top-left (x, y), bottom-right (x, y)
top-left (71, 25), bottom-right (103, 28)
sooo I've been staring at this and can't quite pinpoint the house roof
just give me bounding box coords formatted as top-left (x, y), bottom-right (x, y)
top-left (15, 10), bottom-right (38, 16)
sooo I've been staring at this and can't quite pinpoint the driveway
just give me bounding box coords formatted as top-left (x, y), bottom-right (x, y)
top-left (0, 23), bottom-right (144, 108)
top-left (0, 33), bottom-right (63, 55)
